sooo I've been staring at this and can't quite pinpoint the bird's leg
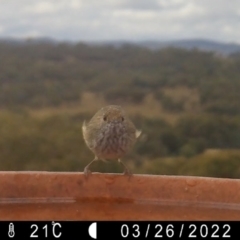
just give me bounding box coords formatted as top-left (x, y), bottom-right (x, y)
top-left (84, 156), bottom-right (98, 177)
top-left (118, 159), bottom-right (132, 176)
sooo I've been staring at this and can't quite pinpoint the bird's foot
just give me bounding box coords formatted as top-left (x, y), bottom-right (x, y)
top-left (84, 167), bottom-right (92, 179)
top-left (123, 169), bottom-right (133, 178)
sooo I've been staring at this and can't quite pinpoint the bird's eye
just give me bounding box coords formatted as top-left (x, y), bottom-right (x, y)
top-left (103, 116), bottom-right (107, 121)
top-left (121, 117), bottom-right (124, 121)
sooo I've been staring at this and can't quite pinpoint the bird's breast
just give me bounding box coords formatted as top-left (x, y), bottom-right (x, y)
top-left (92, 123), bottom-right (134, 159)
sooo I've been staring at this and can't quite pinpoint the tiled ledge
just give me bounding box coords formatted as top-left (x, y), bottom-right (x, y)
top-left (0, 172), bottom-right (239, 220)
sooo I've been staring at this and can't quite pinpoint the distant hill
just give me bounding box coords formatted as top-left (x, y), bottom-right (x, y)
top-left (1, 37), bottom-right (240, 55)
top-left (88, 39), bottom-right (240, 55)
top-left (137, 39), bottom-right (240, 55)
top-left (0, 37), bottom-right (58, 46)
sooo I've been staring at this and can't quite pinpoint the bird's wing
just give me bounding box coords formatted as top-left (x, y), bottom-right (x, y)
top-left (135, 129), bottom-right (142, 138)
top-left (82, 121), bottom-right (87, 139)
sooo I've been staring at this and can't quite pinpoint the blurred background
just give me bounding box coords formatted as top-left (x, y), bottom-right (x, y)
top-left (0, 0), bottom-right (240, 178)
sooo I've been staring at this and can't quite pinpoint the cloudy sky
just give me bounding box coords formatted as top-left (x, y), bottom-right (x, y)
top-left (0, 0), bottom-right (239, 43)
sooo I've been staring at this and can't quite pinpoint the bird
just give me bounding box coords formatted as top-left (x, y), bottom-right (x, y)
top-left (82, 105), bottom-right (141, 177)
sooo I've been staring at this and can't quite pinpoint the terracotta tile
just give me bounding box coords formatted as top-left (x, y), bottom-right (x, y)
top-left (0, 172), bottom-right (239, 220)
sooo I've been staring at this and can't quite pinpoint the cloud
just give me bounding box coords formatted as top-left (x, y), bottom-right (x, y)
top-left (25, 2), bottom-right (57, 14)
top-left (120, 0), bottom-right (161, 10)
top-left (0, 0), bottom-right (239, 43)
top-left (0, 25), bottom-right (4, 34)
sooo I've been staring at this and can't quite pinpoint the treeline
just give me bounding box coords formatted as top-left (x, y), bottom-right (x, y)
top-left (133, 114), bottom-right (240, 158)
top-left (0, 40), bottom-right (240, 178)
top-left (0, 41), bottom-right (240, 115)
top-left (0, 111), bottom-right (239, 178)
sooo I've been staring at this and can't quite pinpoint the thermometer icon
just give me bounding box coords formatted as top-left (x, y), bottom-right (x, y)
top-left (8, 222), bottom-right (15, 238)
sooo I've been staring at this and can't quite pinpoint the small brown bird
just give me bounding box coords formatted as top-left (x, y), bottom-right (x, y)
top-left (82, 105), bottom-right (141, 176)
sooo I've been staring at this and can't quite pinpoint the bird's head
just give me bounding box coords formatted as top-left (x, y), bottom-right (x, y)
top-left (102, 106), bottom-right (125, 124)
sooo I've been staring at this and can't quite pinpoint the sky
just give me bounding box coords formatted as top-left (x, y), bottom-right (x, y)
top-left (0, 0), bottom-right (239, 43)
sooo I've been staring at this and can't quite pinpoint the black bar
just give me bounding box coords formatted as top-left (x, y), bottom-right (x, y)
top-left (0, 221), bottom-right (239, 240)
